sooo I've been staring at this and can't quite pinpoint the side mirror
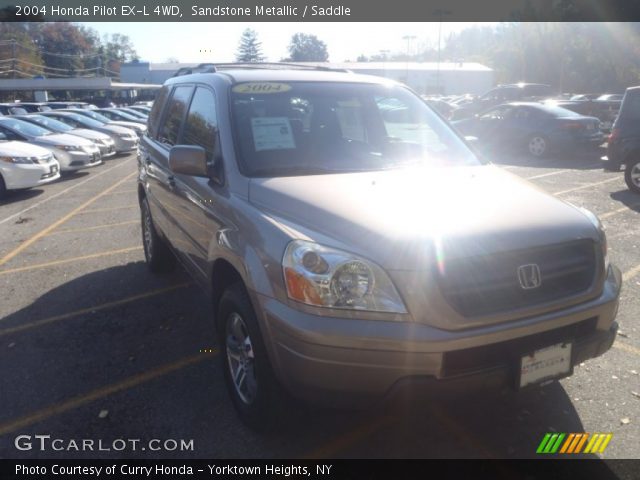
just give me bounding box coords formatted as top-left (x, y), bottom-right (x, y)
top-left (169, 145), bottom-right (209, 177)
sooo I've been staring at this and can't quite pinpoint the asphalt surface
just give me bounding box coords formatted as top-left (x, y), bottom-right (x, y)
top-left (0, 148), bottom-right (638, 460)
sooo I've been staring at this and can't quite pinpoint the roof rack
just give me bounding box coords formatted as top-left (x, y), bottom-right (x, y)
top-left (172, 62), bottom-right (351, 77)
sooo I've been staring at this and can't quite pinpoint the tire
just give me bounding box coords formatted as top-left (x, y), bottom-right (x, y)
top-left (625, 159), bottom-right (640, 194)
top-left (0, 175), bottom-right (6, 200)
top-left (218, 283), bottom-right (286, 431)
top-left (527, 134), bottom-right (549, 158)
top-left (140, 196), bottom-right (175, 273)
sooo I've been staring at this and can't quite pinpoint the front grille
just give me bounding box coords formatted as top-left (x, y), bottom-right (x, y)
top-left (441, 317), bottom-right (597, 378)
top-left (438, 240), bottom-right (597, 317)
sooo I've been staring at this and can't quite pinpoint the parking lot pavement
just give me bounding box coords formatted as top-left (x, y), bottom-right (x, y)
top-left (0, 148), bottom-right (638, 460)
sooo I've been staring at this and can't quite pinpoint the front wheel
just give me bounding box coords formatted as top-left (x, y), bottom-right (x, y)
top-left (625, 159), bottom-right (640, 194)
top-left (527, 135), bottom-right (549, 158)
top-left (218, 284), bottom-right (287, 431)
top-left (140, 196), bottom-right (175, 273)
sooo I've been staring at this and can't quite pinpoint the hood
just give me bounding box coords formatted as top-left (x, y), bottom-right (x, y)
top-left (249, 165), bottom-right (599, 270)
top-left (71, 129), bottom-right (110, 141)
top-left (100, 124), bottom-right (136, 136)
top-left (109, 121), bottom-right (146, 131)
top-left (0, 140), bottom-right (52, 157)
top-left (37, 133), bottom-right (94, 147)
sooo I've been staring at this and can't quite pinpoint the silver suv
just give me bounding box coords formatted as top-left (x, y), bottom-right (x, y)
top-left (138, 63), bottom-right (621, 430)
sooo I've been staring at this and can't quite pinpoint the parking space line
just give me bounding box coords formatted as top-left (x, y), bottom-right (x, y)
top-left (77, 205), bottom-right (137, 214)
top-left (526, 163), bottom-right (602, 180)
top-left (0, 247), bottom-right (141, 276)
top-left (101, 188), bottom-right (137, 196)
top-left (0, 352), bottom-right (213, 437)
top-left (600, 203), bottom-right (640, 220)
top-left (0, 172), bottom-right (137, 268)
top-left (614, 342), bottom-right (640, 357)
top-left (304, 414), bottom-right (395, 459)
top-left (553, 177), bottom-right (620, 196)
top-left (47, 220), bottom-right (139, 236)
top-left (0, 283), bottom-right (190, 337)
top-left (0, 159), bottom-right (134, 226)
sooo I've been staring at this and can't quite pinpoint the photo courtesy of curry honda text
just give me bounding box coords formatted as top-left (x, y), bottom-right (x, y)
top-left (138, 63), bottom-right (621, 430)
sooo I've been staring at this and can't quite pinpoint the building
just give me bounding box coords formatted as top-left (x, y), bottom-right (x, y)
top-left (121, 61), bottom-right (493, 96)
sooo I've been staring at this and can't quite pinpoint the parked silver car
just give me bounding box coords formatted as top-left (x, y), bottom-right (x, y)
top-left (138, 65), bottom-right (621, 430)
top-left (0, 117), bottom-right (101, 172)
top-left (67, 109), bottom-right (147, 137)
top-left (16, 114), bottom-right (116, 159)
top-left (41, 111), bottom-right (138, 154)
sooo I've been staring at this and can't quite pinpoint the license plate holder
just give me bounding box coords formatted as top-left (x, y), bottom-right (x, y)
top-left (518, 342), bottom-right (573, 389)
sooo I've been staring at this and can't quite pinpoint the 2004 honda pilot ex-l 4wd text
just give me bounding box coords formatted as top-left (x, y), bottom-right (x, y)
top-left (138, 64), bottom-right (621, 430)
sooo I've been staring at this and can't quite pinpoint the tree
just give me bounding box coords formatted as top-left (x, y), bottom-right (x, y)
top-left (286, 33), bottom-right (329, 62)
top-left (235, 28), bottom-right (264, 63)
top-left (0, 23), bottom-right (43, 79)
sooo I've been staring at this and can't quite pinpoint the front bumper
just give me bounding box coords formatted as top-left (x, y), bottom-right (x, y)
top-left (258, 264), bottom-right (621, 407)
top-left (113, 136), bottom-right (138, 153)
top-left (0, 161), bottom-right (60, 190)
top-left (52, 149), bottom-right (102, 171)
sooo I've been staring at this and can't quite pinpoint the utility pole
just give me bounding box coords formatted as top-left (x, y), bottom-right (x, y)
top-left (434, 9), bottom-right (451, 94)
top-left (11, 39), bottom-right (16, 79)
top-left (402, 35), bottom-right (416, 85)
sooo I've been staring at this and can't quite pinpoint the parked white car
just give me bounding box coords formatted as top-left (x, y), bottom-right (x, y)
top-left (0, 140), bottom-right (60, 198)
top-left (0, 117), bottom-right (101, 172)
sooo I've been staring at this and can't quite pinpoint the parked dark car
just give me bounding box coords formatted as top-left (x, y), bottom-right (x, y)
top-left (608, 87), bottom-right (640, 186)
top-left (545, 96), bottom-right (621, 133)
top-left (0, 103), bottom-right (28, 115)
top-left (8, 102), bottom-right (51, 113)
top-left (450, 83), bottom-right (555, 120)
top-left (453, 102), bottom-right (603, 157)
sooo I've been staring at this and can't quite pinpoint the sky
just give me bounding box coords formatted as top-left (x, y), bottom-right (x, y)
top-left (83, 22), bottom-right (496, 63)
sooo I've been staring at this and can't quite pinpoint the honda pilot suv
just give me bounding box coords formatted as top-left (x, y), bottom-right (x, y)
top-left (138, 64), bottom-right (621, 429)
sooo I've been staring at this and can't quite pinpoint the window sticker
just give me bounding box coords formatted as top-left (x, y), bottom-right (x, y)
top-left (233, 82), bottom-right (292, 94)
top-left (251, 117), bottom-right (296, 151)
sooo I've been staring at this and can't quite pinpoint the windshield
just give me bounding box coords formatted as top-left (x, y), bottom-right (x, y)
top-left (74, 110), bottom-right (110, 123)
top-left (27, 115), bottom-right (73, 132)
top-left (61, 113), bottom-right (104, 128)
top-left (230, 82), bottom-right (479, 177)
top-left (104, 110), bottom-right (140, 121)
top-left (0, 118), bottom-right (52, 137)
top-left (537, 105), bottom-right (581, 117)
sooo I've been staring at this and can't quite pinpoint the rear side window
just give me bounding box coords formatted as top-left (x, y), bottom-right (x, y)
top-left (620, 91), bottom-right (640, 120)
top-left (181, 87), bottom-right (218, 163)
top-left (147, 86), bottom-right (170, 138)
top-left (158, 86), bottom-right (193, 146)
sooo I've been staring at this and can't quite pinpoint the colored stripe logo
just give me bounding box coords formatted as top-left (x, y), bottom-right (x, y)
top-left (537, 433), bottom-right (613, 454)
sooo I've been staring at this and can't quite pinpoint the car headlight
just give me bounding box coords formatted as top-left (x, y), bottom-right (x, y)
top-left (578, 207), bottom-right (608, 269)
top-left (283, 240), bottom-right (407, 313)
top-left (55, 145), bottom-right (80, 151)
top-left (0, 156), bottom-right (35, 164)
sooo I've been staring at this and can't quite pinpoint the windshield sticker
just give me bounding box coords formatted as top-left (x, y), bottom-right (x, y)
top-left (251, 117), bottom-right (296, 152)
top-left (233, 83), bottom-right (292, 94)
